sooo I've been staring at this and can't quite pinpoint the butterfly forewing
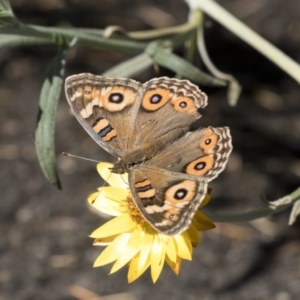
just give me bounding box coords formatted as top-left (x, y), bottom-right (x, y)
top-left (134, 77), bottom-right (208, 145)
top-left (65, 73), bottom-right (143, 157)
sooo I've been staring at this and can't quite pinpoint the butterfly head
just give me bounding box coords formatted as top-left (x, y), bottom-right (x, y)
top-left (110, 159), bottom-right (129, 174)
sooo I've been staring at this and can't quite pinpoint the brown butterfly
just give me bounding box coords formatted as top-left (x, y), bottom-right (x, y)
top-left (65, 73), bottom-right (232, 235)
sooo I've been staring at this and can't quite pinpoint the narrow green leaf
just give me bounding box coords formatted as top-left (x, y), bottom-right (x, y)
top-left (0, 0), bottom-right (18, 26)
top-left (186, 0), bottom-right (300, 84)
top-left (0, 34), bottom-right (51, 49)
top-left (196, 25), bottom-right (241, 105)
top-left (35, 50), bottom-right (67, 189)
top-left (0, 0), bottom-right (12, 11)
top-left (146, 43), bottom-right (226, 86)
top-left (0, 24), bottom-right (147, 53)
top-left (0, 0), bottom-right (13, 17)
top-left (102, 53), bottom-right (153, 77)
top-left (289, 201), bottom-right (300, 225)
top-left (103, 19), bottom-right (199, 41)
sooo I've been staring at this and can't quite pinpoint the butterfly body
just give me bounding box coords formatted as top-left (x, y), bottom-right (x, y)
top-left (111, 126), bottom-right (188, 174)
top-left (65, 73), bottom-right (232, 235)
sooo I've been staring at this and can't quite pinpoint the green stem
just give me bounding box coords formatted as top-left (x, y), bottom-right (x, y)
top-left (103, 20), bottom-right (199, 40)
top-left (197, 23), bottom-right (242, 106)
top-left (205, 187), bottom-right (300, 223)
top-left (0, 24), bottom-right (147, 53)
top-left (0, 19), bottom-right (199, 53)
top-left (184, 10), bottom-right (203, 63)
top-left (185, 0), bottom-right (300, 84)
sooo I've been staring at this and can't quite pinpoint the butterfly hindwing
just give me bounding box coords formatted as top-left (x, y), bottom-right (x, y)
top-left (148, 126), bottom-right (232, 181)
top-left (129, 166), bottom-right (208, 235)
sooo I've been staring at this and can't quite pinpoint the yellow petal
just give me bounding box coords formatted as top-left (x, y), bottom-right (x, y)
top-left (88, 187), bottom-right (129, 216)
top-left (185, 223), bottom-right (201, 244)
top-left (90, 214), bottom-right (136, 239)
top-left (138, 231), bottom-right (154, 270)
top-left (174, 234), bottom-right (192, 260)
top-left (93, 233), bottom-right (131, 267)
top-left (97, 162), bottom-right (114, 171)
top-left (110, 229), bottom-right (144, 274)
top-left (87, 192), bottom-right (98, 203)
top-left (100, 186), bottom-right (130, 202)
top-left (128, 253), bottom-right (151, 283)
top-left (166, 255), bottom-right (182, 275)
top-left (164, 237), bottom-right (177, 263)
top-left (193, 211), bottom-right (215, 231)
top-left (150, 235), bottom-right (165, 283)
top-left (199, 192), bottom-right (212, 209)
top-left (97, 162), bottom-right (128, 189)
top-left (93, 235), bottom-right (118, 246)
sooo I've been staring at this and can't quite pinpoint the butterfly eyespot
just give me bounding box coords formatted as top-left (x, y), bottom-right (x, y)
top-left (195, 162), bottom-right (206, 170)
top-left (150, 94), bottom-right (162, 104)
top-left (109, 93), bottom-right (123, 103)
top-left (179, 101), bottom-right (187, 108)
top-left (169, 214), bottom-right (175, 220)
top-left (174, 188), bottom-right (188, 200)
top-left (83, 86), bottom-right (92, 100)
top-left (205, 139), bottom-right (211, 145)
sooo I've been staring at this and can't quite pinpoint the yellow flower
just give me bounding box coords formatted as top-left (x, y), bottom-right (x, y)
top-left (88, 162), bottom-right (215, 283)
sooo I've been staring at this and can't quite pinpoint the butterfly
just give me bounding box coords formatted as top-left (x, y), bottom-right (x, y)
top-left (65, 73), bottom-right (232, 236)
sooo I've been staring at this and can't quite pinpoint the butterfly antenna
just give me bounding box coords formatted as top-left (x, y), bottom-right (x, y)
top-left (97, 172), bottom-right (113, 196)
top-left (97, 171), bottom-right (129, 200)
top-left (63, 152), bottom-right (110, 197)
top-left (120, 174), bottom-right (129, 185)
top-left (102, 171), bottom-right (128, 187)
top-left (62, 152), bottom-right (101, 163)
top-left (94, 166), bottom-right (115, 198)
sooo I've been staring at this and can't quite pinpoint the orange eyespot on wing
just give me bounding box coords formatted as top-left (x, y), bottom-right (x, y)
top-left (161, 180), bottom-right (197, 225)
top-left (142, 88), bottom-right (173, 111)
top-left (83, 85), bottom-right (93, 101)
top-left (165, 180), bottom-right (197, 204)
top-left (170, 97), bottom-right (198, 115)
top-left (101, 86), bottom-right (136, 112)
top-left (164, 208), bottom-right (180, 224)
top-left (199, 128), bottom-right (218, 154)
top-left (185, 155), bottom-right (214, 176)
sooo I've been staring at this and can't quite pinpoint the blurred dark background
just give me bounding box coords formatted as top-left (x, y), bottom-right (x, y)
top-left (0, 0), bottom-right (300, 299)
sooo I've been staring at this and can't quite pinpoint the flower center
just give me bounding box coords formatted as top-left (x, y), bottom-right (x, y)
top-left (125, 196), bottom-right (146, 225)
